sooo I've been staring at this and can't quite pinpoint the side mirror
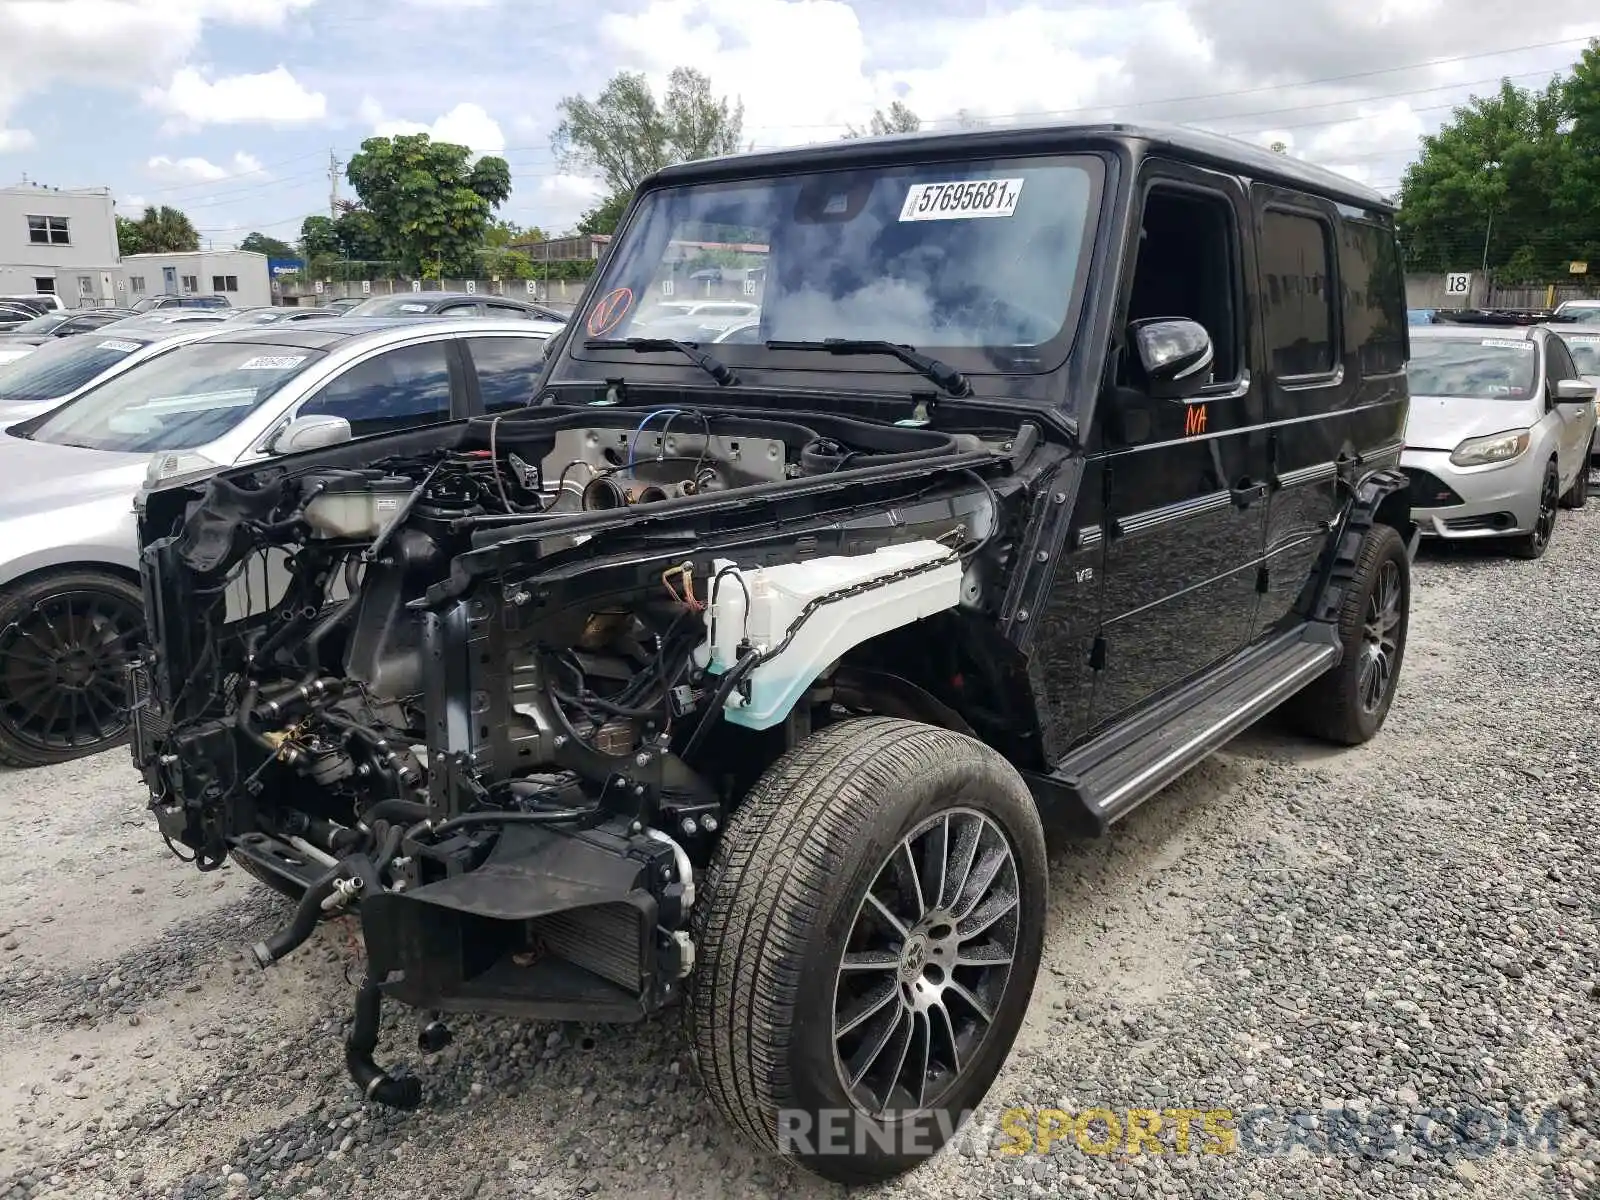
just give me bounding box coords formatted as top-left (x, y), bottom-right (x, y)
top-left (1128, 317), bottom-right (1215, 401)
top-left (270, 414), bottom-right (352, 455)
top-left (1554, 378), bottom-right (1597, 405)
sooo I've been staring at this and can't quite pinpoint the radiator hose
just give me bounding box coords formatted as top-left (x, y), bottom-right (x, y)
top-left (346, 976), bottom-right (423, 1108)
top-left (250, 850), bottom-right (388, 968)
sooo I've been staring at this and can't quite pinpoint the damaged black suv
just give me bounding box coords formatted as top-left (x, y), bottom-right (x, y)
top-left (131, 122), bottom-right (1415, 1183)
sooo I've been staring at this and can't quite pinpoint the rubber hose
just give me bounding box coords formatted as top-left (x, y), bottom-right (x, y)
top-left (345, 977), bottom-right (423, 1109)
top-left (358, 798), bottom-right (432, 829)
top-left (251, 862), bottom-right (342, 968)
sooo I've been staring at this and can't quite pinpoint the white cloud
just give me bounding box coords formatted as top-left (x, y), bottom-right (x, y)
top-left (0, 0), bottom-right (321, 142)
top-left (371, 101), bottom-right (506, 156)
top-left (146, 150), bottom-right (265, 183)
top-left (0, 128), bottom-right (34, 153)
top-left (118, 193), bottom-right (150, 210)
top-left (144, 65), bottom-right (326, 130)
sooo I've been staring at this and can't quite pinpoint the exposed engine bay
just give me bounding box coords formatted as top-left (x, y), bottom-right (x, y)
top-left (131, 399), bottom-right (1047, 1105)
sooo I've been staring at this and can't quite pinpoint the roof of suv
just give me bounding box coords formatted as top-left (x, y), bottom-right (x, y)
top-left (645, 119), bottom-right (1393, 210)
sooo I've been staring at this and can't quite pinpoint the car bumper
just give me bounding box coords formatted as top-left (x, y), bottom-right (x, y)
top-left (1401, 448), bottom-right (1545, 539)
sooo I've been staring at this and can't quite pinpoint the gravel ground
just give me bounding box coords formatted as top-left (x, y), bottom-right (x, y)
top-left (2, 499), bottom-right (1599, 1200)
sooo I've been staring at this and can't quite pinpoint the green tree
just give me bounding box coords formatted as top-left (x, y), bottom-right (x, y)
top-left (1396, 76), bottom-right (1573, 281)
top-left (575, 191), bottom-right (631, 237)
top-left (845, 100), bottom-right (921, 139)
top-left (124, 205), bottom-right (199, 253)
top-left (115, 214), bottom-right (145, 256)
top-left (344, 133), bottom-right (513, 276)
top-left (299, 215), bottom-right (339, 262)
top-left (238, 231), bottom-right (296, 257)
top-left (333, 203), bottom-right (387, 262)
top-left (552, 67), bottom-right (745, 196)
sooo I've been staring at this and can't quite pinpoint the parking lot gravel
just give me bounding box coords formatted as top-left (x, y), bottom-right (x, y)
top-left (2, 500), bottom-right (1598, 1200)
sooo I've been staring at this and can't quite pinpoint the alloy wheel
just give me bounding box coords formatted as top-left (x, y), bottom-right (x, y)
top-left (1533, 469), bottom-right (1559, 552)
top-left (0, 588), bottom-right (143, 755)
top-left (832, 808), bottom-right (1021, 1119)
top-left (1357, 559), bottom-right (1404, 715)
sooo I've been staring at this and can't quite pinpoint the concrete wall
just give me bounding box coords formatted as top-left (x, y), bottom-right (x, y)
top-left (0, 184), bottom-right (119, 305)
top-left (119, 250), bottom-right (271, 308)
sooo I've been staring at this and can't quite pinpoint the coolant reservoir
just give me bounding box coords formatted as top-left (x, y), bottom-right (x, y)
top-left (303, 477), bottom-right (414, 538)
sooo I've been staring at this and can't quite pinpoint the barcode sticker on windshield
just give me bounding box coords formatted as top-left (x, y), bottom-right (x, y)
top-left (237, 354), bottom-right (306, 370)
top-left (900, 178), bottom-right (1024, 222)
top-left (1480, 339), bottom-right (1532, 350)
top-left (97, 339), bottom-right (140, 353)
top-left (398, 303), bottom-right (429, 313)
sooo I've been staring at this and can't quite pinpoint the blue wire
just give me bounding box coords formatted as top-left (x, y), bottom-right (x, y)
top-left (629, 408), bottom-right (682, 468)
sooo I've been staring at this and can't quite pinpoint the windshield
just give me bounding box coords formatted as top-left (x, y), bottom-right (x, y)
top-left (344, 296), bottom-right (441, 317)
top-left (1562, 334), bottom-right (1600, 376)
top-left (1405, 337), bottom-right (1537, 399)
top-left (0, 333), bottom-right (152, 402)
top-left (25, 341), bottom-right (325, 452)
top-left (7, 313), bottom-right (71, 335)
top-left (576, 154), bottom-right (1103, 374)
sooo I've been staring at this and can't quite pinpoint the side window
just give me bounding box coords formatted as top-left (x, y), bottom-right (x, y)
top-left (440, 301), bottom-right (483, 317)
top-left (1120, 186), bottom-right (1240, 383)
top-left (485, 302), bottom-right (532, 319)
top-left (1545, 336), bottom-right (1577, 390)
top-left (1260, 209), bottom-right (1336, 377)
top-left (467, 336), bottom-right (548, 412)
top-left (297, 341), bottom-right (453, 438)
top-left (1338, 218), bottom-right (1406, 374)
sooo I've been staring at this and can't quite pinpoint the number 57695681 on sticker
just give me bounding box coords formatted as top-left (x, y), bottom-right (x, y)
top-left (900, 177), bottom-right (1025, 221)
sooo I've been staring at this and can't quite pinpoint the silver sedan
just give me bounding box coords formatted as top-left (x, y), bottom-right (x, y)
top-left (0, 316), bottom-right (558, 768)
top-left (1401, 324), bottom-right (1596, 559)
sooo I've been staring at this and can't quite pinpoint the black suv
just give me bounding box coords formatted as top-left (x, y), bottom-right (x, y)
top-left (131, 121), bottom-right (1414, 1184)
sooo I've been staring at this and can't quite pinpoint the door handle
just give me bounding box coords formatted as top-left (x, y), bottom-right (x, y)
top-left (1230, 478), bottom-right (1268, 508)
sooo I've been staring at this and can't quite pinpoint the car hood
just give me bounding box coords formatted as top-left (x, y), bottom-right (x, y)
top-left (0, 432), bottom-right (153, 520)
top-left (0, 333), bottom-right (49, 346)
top-left (1403, 395), bottom-right (1538, 451)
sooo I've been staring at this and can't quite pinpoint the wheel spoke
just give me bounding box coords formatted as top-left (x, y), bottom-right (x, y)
top-left (954, 844), bottom-right (1009, 920)
top-left (955, 941), bottom-right (1014, 968)
top-left (945, 979), bottom-right (995, 1026)
top-left (839, 949), bottom-right (900, 972)
top-left (905, 1011), bottom-right (931, 1110)
top-left (958, 889), bottom-right (1019, 940)
top-left (846, 1004), bottom-right (909, 1089)
top-left (929, 999), bottom-right (961, 1079)
top-left (940, 817), bottom-right (981, 911)
top-left (864, 891), bottom-right (911, 940)
top-left (892, 841), bottom-right (925, 921)
top-left (920, 815), bottom-right (949, 919)
top-left (836, 979), bottom-right (898, 1039)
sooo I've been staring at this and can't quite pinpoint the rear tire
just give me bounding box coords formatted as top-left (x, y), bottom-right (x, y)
top-left (1561, 457), bottom-right (1589, 508)
top-left (1284, 523), bottom-right (1408, 746)
top-left (686, 716), bottom-right (1048, 1184)
top-left (0, 568), bottom-right (145, 767)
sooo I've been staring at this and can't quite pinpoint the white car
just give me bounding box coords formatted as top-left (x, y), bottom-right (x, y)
top-left (1553, 299), bottom-right (1600, 324)
top-left (645, 299), bottom-right (760, 333)
top-left (0, 323), bottom-right (228, 423)
top-left (0, 316), bottom-right (560, 767)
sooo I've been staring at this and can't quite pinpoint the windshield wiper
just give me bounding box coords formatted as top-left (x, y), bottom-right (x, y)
top-left (583, 338), bottom-right (738, 386)
top-left (765, 339), bottom-right (972, 397)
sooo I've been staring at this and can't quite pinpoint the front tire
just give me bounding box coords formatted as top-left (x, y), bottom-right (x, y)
top-left (1509, 461), bottom-right (1560, 559)
top-left (686, 717), bottom-right (1048, 1185)
top-left (0, 569), bottom-right (145, 767)
top-left (1285, 523), bottom-right (1409, 746)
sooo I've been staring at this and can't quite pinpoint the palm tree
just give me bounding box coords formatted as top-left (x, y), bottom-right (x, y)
top-left (133, 206), bottom-right (201, 253)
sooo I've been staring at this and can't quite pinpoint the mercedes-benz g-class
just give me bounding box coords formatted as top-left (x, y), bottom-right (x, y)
top-left (131, 121), bottom-right (1415, 1183)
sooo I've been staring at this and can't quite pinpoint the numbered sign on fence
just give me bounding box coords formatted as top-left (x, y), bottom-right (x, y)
top-left (661, 279), bottom-right (675, 297)
top-left (1445, 272), bottom-right (1471, 297)
top-left (411, 280), bottom-right (422, 293)
top-left (465, 280), bottom-right (476, 294)
top-left (361, 280), bottom-right (371, 295)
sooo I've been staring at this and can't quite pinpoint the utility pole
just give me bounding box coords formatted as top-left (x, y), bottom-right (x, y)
top-left (328, 148), bottom-right (342, 219)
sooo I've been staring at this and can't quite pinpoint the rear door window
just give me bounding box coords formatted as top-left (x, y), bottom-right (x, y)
top-left (297, 341), bottom-right (454, 438)
top-left (465, 336), bottom-right (548, 412)
top-left (1260, 209), bottom-right (1337, 377)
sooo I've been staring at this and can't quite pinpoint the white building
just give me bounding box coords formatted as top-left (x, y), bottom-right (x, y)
top-left (0, 182), bottom-right (119, 306)
top-left (118, 249), bottom-right (272, 308)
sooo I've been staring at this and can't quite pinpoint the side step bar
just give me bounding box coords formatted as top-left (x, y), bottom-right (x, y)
top-left (1025, 628), bottom-right (1339, 834)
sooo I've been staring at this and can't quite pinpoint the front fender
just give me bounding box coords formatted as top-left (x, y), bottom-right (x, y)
top-left (1299, 467), bottom-right (1414, 624)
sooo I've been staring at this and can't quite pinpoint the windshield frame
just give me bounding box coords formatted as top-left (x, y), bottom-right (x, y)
top-left (565, 150), bottom-right (1109, 389)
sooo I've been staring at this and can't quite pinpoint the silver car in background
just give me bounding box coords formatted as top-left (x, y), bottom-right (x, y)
top-left (1401, 324), bottom-right (1595, 559)
top-left (0, 316), bottom-right (559, 767)
top-left (1555, 327), bottom-right (1600, 464)
top-left (0, 323), bottom-right (225, 423)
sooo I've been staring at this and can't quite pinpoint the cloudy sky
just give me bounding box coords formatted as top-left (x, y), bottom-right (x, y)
top-left (2, 0), bottom-right (1598, 250)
